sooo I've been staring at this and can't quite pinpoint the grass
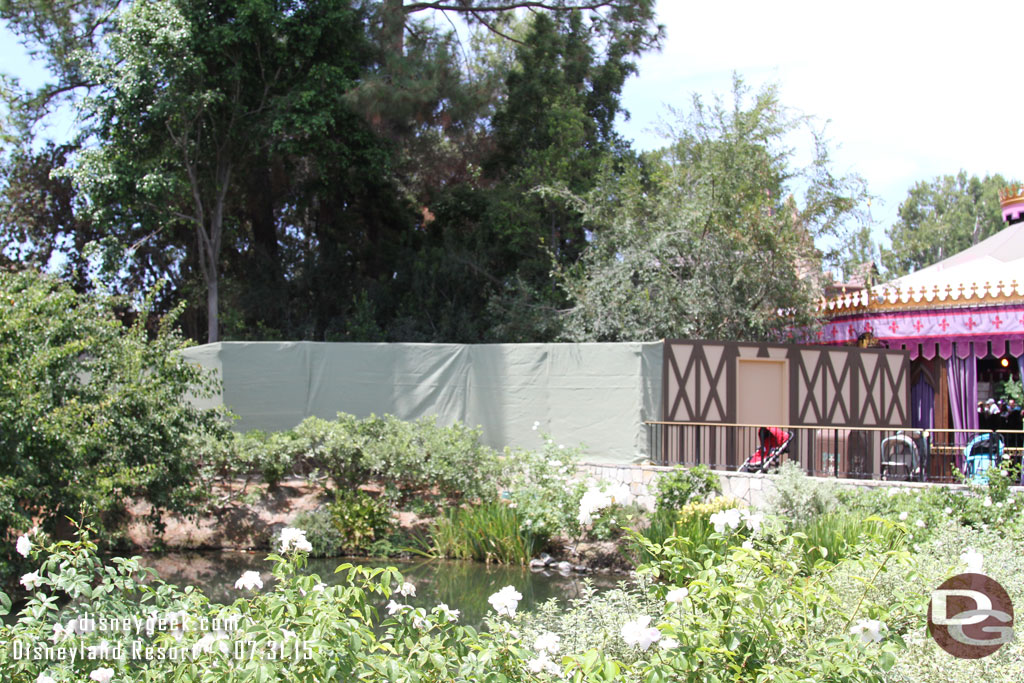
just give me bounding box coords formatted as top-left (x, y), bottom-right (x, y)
top-left (792, 513), bottom-right (905, 569)
top-left (420, 502), bottom-right (541, 565)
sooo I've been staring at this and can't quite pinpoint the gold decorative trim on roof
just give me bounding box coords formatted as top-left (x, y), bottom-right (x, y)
top-left (998, 184), bottom-right (1024, 206)
top-left (817, 280), bottom-right (1024, 313)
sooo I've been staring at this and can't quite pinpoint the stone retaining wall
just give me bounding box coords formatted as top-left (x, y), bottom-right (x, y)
top-left (578, 462), bottom-right (1024, 510)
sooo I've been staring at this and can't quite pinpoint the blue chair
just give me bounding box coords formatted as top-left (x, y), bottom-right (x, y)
top-left (963, 432), bottom-right (1004, 484)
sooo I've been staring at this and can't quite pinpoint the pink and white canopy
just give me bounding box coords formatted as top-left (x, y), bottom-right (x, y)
top-left (817, 219), bottom-right (1024, 360)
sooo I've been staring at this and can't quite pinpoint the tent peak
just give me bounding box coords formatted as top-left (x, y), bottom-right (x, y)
top-left (999, 183), bottom-right (1024, 224)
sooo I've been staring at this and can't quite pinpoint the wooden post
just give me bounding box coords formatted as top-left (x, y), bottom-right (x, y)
top-left (936, 361), bottom-right (950, 432)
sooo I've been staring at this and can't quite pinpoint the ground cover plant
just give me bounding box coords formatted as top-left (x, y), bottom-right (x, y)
top-left (422, 501), bottom-right (541, 565)
top-left (0, 514), bottom-right (913, 683)
top-left (5, 461), bottom-right (1024, 681)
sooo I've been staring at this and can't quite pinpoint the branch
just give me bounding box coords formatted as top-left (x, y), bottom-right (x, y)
top-left (470, 10), bottom-right (526, 44)
top-left (451, 253), bottom-right (504, 288)
top-left (403, 1), bottom-right (619, 13)
top-left (167, 210), bottom-right (201, 227)
top-left (21, 79), bottom-right (97, 115)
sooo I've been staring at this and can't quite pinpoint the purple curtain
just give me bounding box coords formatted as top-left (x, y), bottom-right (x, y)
top-left (911, 374), bottom-right (934, 430)
top-left (1019, 356), bottom-right (1024, 485)
top-left (946, 356), bottom-right (977, 470)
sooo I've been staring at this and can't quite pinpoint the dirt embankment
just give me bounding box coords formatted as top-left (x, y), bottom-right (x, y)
top-left (124, 479), bottom-right (633, 572)
top-left (126, 479), bottom-right (325, 551)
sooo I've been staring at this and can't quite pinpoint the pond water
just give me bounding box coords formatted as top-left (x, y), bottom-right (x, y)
top-left (137, 552), bottom-right (629, 629)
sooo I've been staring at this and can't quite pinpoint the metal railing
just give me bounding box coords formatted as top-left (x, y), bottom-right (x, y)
top-left (645, 421), bottom-right (1024, 484)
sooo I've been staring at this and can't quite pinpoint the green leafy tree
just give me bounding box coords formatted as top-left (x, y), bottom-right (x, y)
top-left (0, 142), bottom-right (101, 292)
top-left (835, 224), bottom-right (881, 283)
top-left (3, 0), bottom-right (661, 344)
top-left (383, 7), bottom-right (659, 342)
top-left (0, 0), bottom-right (120, 137)
top-left (65, 0), bottom-right (380, 343)
top-left (882, 171), bottom-right (1007, 277)
top-left (559, 78), bottom-right (869, 342)
top-left (0, 269), bottom-right (226, 561)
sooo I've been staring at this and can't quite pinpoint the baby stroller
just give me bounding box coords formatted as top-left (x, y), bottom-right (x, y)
top-left (740, 427), bottom-right (793, 473)
top-left (880, 430), bottom-right (927, 481)
top-left (963, 431), bottom-right (1004, 484)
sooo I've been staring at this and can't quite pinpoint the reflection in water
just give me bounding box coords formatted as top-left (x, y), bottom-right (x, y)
top-left (137, 552), bottom-right (629, 630)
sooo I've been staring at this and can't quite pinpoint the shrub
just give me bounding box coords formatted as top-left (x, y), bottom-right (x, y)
top-left (201, 413), bottom-right (503, 508)
top-left (291, 414), bottom-right (369, 488)
top-left (834, 481), bottom-right (1023, 544)
top-left (328, 489), bottom-right (393, 553)
top-left (519, 580), bottom-right (659, 669)
top-left (195, 430), bottom-right (263, 498)
top-left (501, 436), bottom-right (586, 541)
top-left (624, 507), bottom-right (677, 565)
top-left (631, 533), bottom-right (912, 681)
top-left (363, 414), bottom-right (502, 506)
top-left (652, 464), bottom-right (721, 511)
top-left (290, 508), bottom-right (344, 557)
top-left (291, 489), bottom-right (393, 557)
top-left (768, 461), bottom-right (838, 528)
top-left (0, 271), bottom-right (226, 575)
top-left (975, 458), bottom-right (1020, 503)
top-left (587, 502), bottom-right (644, 541)
top-left (260, 431), bottom-right (302, 489)
top-left (626, 496), bottom-right (744, 567)
top-left (870, 523), bottom-right (1024, 682)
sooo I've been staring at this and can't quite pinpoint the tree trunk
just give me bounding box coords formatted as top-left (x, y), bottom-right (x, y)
top-left (207, 272), bottom-right (219, 343)
top-left (382, 0), bottom-right (405, 55)
top-left (248, 163), bottom-right (278, 260)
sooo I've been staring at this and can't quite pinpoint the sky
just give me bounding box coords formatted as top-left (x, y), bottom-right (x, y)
top-left (3, 0), bottom-right (1023, 249)
top-left (617, 1), bottom-right (1024, 247)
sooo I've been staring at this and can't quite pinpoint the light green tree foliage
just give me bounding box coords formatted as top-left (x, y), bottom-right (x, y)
top-left (0, 270), bottom-right (226, 556)
top-left (835, 224), bottom-right (881, 283)
top-left (559, 78), bottom-right (868, 342)
top-left (882, 171), bottom-right (1008, 277)
top-left (0, 0), bottom-right (120, 135)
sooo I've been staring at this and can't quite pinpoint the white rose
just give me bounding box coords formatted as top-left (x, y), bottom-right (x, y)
top-left (849, 618), bottom-right (886, 643)
top-left (234, 570), bottom-right (263, 591)
top-left (621, 615), bottom-right (662, 650)
top-left (488, 585), bottom-right (522, 617)
top-left (534, 631), bottom-right (560, 654)
top-left (89, 668), bottom-right (115, 683)
top-left (961, 547), bottom-right (984, 573)
top-left (278, 527), bottom-right (312, 553)
top-left (20, 571), bottom-right (42, 591)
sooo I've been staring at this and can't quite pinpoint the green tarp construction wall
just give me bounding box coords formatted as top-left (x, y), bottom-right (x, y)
top-left (181, 342), bottom-right (663, 464)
